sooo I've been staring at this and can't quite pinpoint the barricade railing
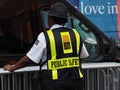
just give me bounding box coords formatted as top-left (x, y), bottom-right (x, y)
top-left (82, 62), bottom-right (120, 90)
top-left (0, 62), bottom-right (120, 90)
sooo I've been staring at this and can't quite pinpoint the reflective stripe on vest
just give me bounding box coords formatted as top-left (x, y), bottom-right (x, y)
top-left (47, 29), bottom-right (83, 80)
top-left (73, 29), bottom-right (83, 78)
top-left (48, 57), bottom-right (79, 70)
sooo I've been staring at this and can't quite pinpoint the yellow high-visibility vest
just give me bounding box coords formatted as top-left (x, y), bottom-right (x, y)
top-left (45, 28), bottom-right (83, 80)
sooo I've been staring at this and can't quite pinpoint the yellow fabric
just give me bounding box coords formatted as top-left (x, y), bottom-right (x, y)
top-left (60, 32), bottom-right (73, 54)
top-left (78, 68), bottom-right (83, 78)
top-left (73, 29), bottom-right (83, 78)
top-left (47, 29), bottom-right (83, 80)
top-left (72, 29), bottom-right (80, 54)
top-left (48, 57), bottom-right (79, 70)
top-left (47, 30), bottom-right (58, 80)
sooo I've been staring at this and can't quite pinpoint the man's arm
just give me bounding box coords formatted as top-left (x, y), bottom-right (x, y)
top-left (4, 55), bottom-right (34, 71)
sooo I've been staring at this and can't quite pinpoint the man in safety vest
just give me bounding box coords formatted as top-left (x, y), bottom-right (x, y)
top-left (4, 3), bottom-right (89, 90)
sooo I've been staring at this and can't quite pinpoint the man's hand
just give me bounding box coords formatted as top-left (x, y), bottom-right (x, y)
top-left (4, 65), bottom-right (14, 72)
top-left (3, 56), bottom-right (32, 72)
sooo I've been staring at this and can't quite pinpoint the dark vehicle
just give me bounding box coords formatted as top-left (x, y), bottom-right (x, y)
top-left (0, 0), bottom-right (119, 66)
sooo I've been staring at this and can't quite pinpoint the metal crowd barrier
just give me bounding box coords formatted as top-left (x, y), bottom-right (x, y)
top-left (0, 62), bottom-right (120, 90)
top-left (82, 63), bottom-right (120, 90)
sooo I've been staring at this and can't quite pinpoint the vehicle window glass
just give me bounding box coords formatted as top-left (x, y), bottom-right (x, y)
top-left (41, 12), bottom-right (49, 30)
top-left (71, 18), bottom-right (100, 60)
top-left (65, 18), bottom-right (72, 28)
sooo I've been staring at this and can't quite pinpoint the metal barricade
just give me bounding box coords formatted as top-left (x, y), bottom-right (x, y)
top-left (83, 62), bottom-right (120, 90)
top-left (0, 62), bottom-right (120, 90)
top-left (0, 73), bottom-right (33, 90)
top-left (0, 66), bottom-right (39, 90)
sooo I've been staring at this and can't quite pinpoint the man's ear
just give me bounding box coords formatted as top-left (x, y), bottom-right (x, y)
top-left (48, 16), bottom-right (55, 27)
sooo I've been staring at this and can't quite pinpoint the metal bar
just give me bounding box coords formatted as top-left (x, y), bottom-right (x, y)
top-left (117, 68), bottom-right (120, 90)
top-left (0, 62), bottom-right (120, 74)
top-left (0, 62), bottom-right (120, 90)
top-left (1, 75), bottom-right (4, 90)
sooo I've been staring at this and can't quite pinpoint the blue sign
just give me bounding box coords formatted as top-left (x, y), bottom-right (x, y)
top-left (69, 0), bottom-right (120, 45)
